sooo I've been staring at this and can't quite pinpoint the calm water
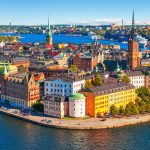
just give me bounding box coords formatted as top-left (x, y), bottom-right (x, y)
top-left (0, 114), bottom-right (150, 150)
top-left (0, 33), bottom-right (128, 49)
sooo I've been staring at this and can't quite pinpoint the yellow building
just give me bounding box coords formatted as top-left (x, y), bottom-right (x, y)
top-left (81, 83), bottom-right (136, 117)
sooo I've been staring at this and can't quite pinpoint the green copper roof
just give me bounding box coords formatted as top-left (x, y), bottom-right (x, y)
top-left (69, 93), bottom-right (85, 100)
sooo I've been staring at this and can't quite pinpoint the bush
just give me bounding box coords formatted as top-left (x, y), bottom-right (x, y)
top-left (31, 102), bottom-right (44, 113)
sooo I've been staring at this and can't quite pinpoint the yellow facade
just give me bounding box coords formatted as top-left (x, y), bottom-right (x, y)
top-left (94, 89), bottom-right (136, 116)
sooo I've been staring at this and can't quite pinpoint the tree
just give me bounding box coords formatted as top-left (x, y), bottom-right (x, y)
top-left (110, 105), bottom-right (118, 116)
top-left (136, 87), bottom-right (150, 97)
top-left (84, 80), bottom-right (93, 88)
top-left (93, 73), bottom-right (103, 86)
top-left (69, 65), bottom-right (80, 73)
top-left (31, 102), bottom-right (44, 113)
top-left (122, 75), bottom-right (131, 83)
top-left (119, 106), bottom-right (125, 114)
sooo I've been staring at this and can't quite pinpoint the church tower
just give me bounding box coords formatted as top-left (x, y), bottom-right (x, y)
top-left (46, 18), bottom-right (53, 45)
top-left (128, 10), bottom-right (140, 69)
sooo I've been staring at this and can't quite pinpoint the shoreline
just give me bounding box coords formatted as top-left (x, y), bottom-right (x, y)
top-left (0, 109), bottom-right (150, 130)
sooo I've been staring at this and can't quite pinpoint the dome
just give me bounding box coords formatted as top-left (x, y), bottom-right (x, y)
top-left (146, 71), bottom-right (150, 75)
top-left (69, 93), bottom-right (85, 100)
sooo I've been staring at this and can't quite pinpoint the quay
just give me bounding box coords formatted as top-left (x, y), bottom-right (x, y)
top-left (1, 108), bottom-right (150, 130)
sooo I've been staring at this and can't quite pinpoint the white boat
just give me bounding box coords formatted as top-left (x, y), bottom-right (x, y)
top-left (136, 35), bottom-right (148, 48)
top-left (88, 31), bottom-right (101, 40)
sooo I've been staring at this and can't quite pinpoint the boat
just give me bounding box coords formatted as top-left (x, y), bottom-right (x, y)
top-left (88, 31), bottom-right (101, 40)
top-left (136, 34), bottom-right (148, 48)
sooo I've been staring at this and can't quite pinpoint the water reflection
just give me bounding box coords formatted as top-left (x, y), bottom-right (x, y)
top-left (0, 114), bottom-right (150, 150)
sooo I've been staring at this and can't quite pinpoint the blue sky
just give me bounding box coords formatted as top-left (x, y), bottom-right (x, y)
top-left (0, 0), bottom-right (150, 25)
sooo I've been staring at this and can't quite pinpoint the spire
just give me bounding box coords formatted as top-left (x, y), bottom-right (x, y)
top-left (3, 63), bottom-right (8, 76)
top-left (131, 10), bottom-right (135, 39)
top-left (48, 17), bottom-right (50, 31)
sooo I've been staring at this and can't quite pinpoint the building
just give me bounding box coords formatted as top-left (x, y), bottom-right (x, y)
top-left (144, 71), bottom-right (150, 89)
top-left (126, 71), bottom-right (145, 88)
top-left (69, 93), bottom-right (86, 118)
top-left (44, 95), bottom-right (68, 118)
top-left (44, 76), bottom-right (85, 97)
top-left (108, 65), bottom-right (145, 89)
top-left (1, 70), bottom-right (40, 108)
top-left (29, 65), bottom-right (68, 79)
top-left (73, 51), bottom-right (104, 72)
top-left (81, 83), bottom-right (136, 117)
top-left (128, 11), bottom-right (141, 69)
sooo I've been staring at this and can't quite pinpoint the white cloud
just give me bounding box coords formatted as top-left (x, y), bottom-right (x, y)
top-left (68, 19), bottom-right (150, 25)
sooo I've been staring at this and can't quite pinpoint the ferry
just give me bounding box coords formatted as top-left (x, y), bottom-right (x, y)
top-left (88, 31), bottom-right (102, 40)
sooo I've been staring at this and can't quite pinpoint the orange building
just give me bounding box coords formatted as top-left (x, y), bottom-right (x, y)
top-left (81, 83), bottom-right (136, 117)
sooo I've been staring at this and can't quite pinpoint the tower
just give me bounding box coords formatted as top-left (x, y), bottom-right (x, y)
top-left (46, 17), bottom-right (53, 45)
top-left (128, 10), bottom-right (140, 69)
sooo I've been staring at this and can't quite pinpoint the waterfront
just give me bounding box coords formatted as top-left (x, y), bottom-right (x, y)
top-left (1, 113), bottom-right (150, 150)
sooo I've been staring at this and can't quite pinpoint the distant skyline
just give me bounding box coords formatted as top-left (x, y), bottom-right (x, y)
top-left (0, 0), bottom-right (150, 25)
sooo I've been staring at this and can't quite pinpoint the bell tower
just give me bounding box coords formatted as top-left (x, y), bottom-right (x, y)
top-left (128, 10), bottom-right (140, 69)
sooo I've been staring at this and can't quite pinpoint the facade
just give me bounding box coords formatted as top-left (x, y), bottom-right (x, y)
top-left (145, 71), bottom-right (150, 89)
top-left (127, 71), bottom-right (145, 88)
top-left (44, 76), bottom-right (85, 97)
top-left (128, 11), bottom-right (140, 69)
top-left (1, 71), bottom-right (40, 108)
top-left (69, 93), bottom-right (86, 118)
top-left (73, 51), bottom-right (104, 72)
top-left (81, 83), bottom-right (136, 117)
top-left (44, 95), bottom-right (68, 118)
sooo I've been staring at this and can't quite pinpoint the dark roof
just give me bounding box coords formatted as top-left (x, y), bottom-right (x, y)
top-left (44, 95), bottom-right (66, 102)
top-left (46, 75), bottom-right (84, 82)
top-left (125, 71), bottom-right (144, 76)
top-left (82, 83), bottom-right (135, 96)
top-left (104, 60), bottom-right (127, 71)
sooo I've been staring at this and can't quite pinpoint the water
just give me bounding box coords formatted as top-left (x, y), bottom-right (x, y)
top-left (0, 33), bottom-right (127, 49)
top-left (0, 113), bottom-right (150, 150)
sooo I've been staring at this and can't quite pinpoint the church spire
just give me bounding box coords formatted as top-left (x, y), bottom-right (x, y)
top-left (48, 17), bottom-right (50, 31)
top-left (131, 10), bottom-right (135, 39)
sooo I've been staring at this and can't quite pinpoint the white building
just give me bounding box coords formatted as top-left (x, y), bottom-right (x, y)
top-left (127, 71), bottom-right (145, 89)
top-left (44, 76), bottom-right (85, 97)
top-left (69, 93), bottom-right (86, 118)
top-left (44, 95), bottom-right (68, 118)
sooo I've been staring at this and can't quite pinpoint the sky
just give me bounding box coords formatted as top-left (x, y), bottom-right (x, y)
top-left (0, 0), bottom-right (150, 25)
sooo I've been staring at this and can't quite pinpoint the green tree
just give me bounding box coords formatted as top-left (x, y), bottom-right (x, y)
top-left (110, 105), bottom-right (118, 116)
top-left (69, 65), bottom-right (80, 73)
top-left (93, 73), bottom-right (103, 86)
top-left (122, 75), bottom-right (131, 83)
top-left (136, 87), bottom-right (150, 97)
top-left (31, 102), bottom-right (44, 113)
top-left (119, 106), bottom-right (125, 114)
top-left (84, 80), bottom-right (93, 88)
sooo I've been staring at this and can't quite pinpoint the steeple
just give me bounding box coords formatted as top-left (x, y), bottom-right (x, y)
top-left (46, 17), bottom-right (53, 46)
top-left (48, 17), bottom-right (50, 31)
top-left (2, 63), bottom-right (9, 79)
top-left (131, 10), bottom-right (135, 39)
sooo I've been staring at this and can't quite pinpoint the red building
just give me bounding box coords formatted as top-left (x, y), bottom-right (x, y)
top-left (73, 52), bottom-right (100, 72)
top-left (1, 67), bottom-right (40, 108)
top-left (128, 11), bottom-right (140, 69)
